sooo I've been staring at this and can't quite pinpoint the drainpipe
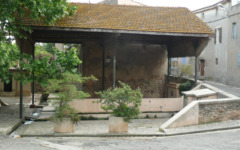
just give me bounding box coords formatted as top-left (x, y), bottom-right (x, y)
top-left (113, 42), bottom-right (117, 89)
top-left (112, 34), bottom-right (120, 89)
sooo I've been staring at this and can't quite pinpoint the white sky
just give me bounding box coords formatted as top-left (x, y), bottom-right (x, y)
top-left (68, 0), bottom-right (221, 10)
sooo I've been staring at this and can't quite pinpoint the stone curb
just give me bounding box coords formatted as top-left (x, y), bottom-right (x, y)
top-left (6, 120), bottom-right (24, 135)
top-left (163, 125), bottom-right (240, 136)
top-left (20, 133), bottom-right (166, 138)
top-left (19, 126), bottom-right (240, 138)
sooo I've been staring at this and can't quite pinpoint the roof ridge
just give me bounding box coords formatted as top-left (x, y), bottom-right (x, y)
top-left (70, 2), bottom-right (189, 9)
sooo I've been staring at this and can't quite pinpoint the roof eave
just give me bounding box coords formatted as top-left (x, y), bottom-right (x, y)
top-left (31, 26), bottom-right (212, 38)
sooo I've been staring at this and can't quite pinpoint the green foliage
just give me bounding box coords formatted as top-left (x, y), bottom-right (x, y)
top-left (159, 128), bottom-right (164, 133)
top-left (0, 42), bottom-right (81, 88)
top-left (0, 42), bottom-right (16, 82)
top-left (178, 81), bottom-right (192, 95)
top-left (44, 43), bottom-right (55, 54)
top-left (0, 0), bottom-right (78, 84)
top-left (47, 72), bottom-right (96, 123)
top-left (0, 0), bottom-right (77, 41)
top-left (35, 43), bottom-right (54, 58)
top-left (22, 47), bottom-right (80, 87)
top-left (96, 81), bottom-right (143, 122)
top-left (35, 50), bottom-right (53, 59)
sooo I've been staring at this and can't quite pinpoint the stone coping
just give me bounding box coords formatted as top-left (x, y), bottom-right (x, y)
top-left (182, 89), bottom-right (217, 97)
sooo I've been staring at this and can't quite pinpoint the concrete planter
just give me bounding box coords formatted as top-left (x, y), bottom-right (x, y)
top-left (109, 115), bottom-right (128, 133)
top-left (54, 118), bottom-right (74, 133)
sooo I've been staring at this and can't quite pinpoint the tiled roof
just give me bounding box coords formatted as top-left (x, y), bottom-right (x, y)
top-left (21, 3), bottom-right (214, 35)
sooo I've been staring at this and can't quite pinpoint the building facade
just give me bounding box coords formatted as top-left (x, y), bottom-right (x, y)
top-left (193, 0), bottom-right (240, 87)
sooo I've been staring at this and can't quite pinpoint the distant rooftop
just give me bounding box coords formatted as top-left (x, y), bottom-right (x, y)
top-left (98, 0), bottom-right (144, 6)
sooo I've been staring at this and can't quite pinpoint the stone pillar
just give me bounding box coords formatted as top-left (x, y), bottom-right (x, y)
top-left (195, 56), bottom-right (198, 87)
top-left (194, 41), bottom-right (199, 87)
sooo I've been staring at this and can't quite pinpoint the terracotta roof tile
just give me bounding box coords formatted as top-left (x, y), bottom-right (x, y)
top-left (21, 3), bottom-right (214, 35)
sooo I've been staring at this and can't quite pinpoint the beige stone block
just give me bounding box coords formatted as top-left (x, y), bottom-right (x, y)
top-left (54, 118), bottom-right (74, 133)
top-left (109, 116), bottom-right (128, 133)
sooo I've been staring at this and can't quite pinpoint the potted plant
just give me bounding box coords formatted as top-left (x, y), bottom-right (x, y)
top-left (97, 81), bottom-right (143, 133)
top-left (47, 72), bottom-right (95, 133)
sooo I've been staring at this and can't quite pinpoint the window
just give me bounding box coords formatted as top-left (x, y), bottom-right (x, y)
top-left (201, 13), bottom-right (204, 19)
top-left (216, 8), bottom-right (218, 17)
top-left (214, 27), bottom-right (222, 44)
top-left (233, 23), bottom-right (237, 39)
top-left (232, 0), bottom-right (240, 6)
top-left (4, 78), bottom-right (12, 92)
top-left (216, 58), bottom-right (218, 65)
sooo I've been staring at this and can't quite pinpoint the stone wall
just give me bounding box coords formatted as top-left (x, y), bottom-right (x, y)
top-left (161, 98), bottom-right (240, 129)
top-left (70, 97), bottom-right (183, 113)
top-left (82, 42), bottom-right (168, 98)
top-left (199, 102), bottom-right (240, 123)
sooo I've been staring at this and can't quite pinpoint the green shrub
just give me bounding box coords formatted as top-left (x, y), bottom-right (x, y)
top-left (178, 81), bottom-right (192, 95)
top-left (47, 72), bottom-right (96, 123)
top-left (96, 81), bottom-right (143, 122)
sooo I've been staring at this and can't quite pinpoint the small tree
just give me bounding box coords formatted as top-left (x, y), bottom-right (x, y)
top-left (177, 64), bottom-right (193, 82)
top-left (0, 0), bottom-right (78, 84)
top-left (47, 72), bottom-right (96, 123)
top-left (97, 81), bottom-right (143, 122)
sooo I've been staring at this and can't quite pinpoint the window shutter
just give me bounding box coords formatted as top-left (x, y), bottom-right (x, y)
top-left (214, 29), bottom-right (216, 44)
top-left (233, 23), bottom-right (237, 39)
top-left (238, 54), bottom-right (240, 66)
top-left (219, 28), bottom-right (222, 43)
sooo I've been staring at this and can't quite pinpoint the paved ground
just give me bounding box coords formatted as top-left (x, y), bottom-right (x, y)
top-left (15, 118), bottom-right (169, 136)
top-left (1, 80), bottom-right (240, 150)
top-left (203, 81), bottom-right (240, 97)
top-left (0, 135), bottom-right (53, 150)
top-left (1, 129), bottom-right (240, 150)
top-left (0, 95), bottom-right (42, 135)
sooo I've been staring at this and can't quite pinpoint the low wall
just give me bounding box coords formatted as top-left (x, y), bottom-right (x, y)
top-left (70, 97), bottom-right (183, 113)
top-left (199, 99), bottom-right (240, 123)
top-left (161, 98), bottom-right (240, 129)
top-left (161, 101), bottom-right (199, 129)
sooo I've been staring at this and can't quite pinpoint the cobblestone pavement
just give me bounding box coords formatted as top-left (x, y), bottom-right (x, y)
top-left (204, 81), bottom-right (240, 97)
top-left (2, 128), bottom-right (240, 150)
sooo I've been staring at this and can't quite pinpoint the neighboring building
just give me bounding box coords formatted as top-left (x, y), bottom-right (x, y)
top-left (99, 0), bottom-right (144, 6)
top-left (193, 0), bottom-right (240, 87)
top-left (0, 70), bottom-right (31, 97)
